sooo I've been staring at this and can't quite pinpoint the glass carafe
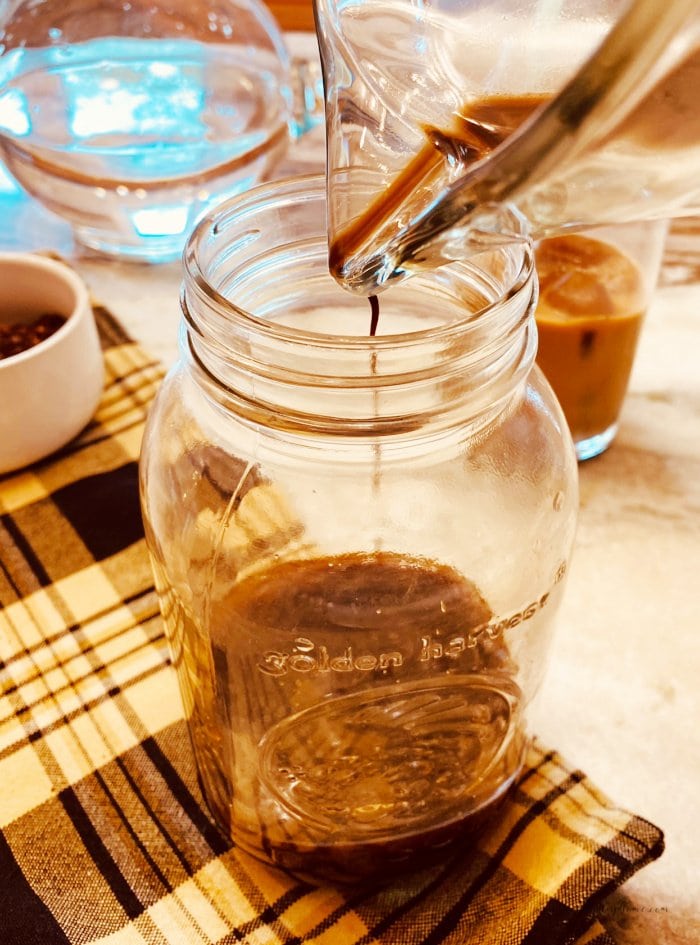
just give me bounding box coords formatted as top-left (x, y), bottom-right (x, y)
top-left (0, 0), bottom-right (322, 261)
top-left (315, 0), bottom-right (700, 293)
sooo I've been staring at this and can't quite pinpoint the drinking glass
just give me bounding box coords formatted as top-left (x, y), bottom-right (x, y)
top-left (534, 220), bottom-right (668, 460)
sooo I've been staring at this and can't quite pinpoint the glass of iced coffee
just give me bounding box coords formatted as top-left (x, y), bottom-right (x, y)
top-left (534, 220), bottom-right (668, 461)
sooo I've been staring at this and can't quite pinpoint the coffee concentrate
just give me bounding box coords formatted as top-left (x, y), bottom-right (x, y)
top-left (190, 550), bottom-right (525, 884)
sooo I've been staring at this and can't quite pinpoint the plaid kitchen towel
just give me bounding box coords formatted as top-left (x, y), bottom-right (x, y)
top-left (0, 302), bottom-right (664, 945)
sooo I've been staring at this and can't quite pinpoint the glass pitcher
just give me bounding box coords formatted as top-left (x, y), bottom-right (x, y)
top-left (315, 0), bottom-right (700, 293)
top-left (0, 0), bottom-right (322, 261)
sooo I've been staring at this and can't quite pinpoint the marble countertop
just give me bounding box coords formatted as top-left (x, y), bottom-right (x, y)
top-left (1, 44), bottom-right (699, 944)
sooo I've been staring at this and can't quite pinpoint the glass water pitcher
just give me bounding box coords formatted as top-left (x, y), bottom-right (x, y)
top-left (315, 0), bottom-right (700, 293)
top-left (0, 0), bottom-right (322, 261)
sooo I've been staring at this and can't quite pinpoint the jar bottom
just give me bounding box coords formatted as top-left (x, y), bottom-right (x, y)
top-left (73, 224), bottom-right (188, 263)
top-left (574, 421), bottom-right (619, 461)
top-left (230, 724), bottom-right (528, 886)
top-left (193, 681), bottom-right (528, 886)
top-left (164, 546), bottom-right (532, 885)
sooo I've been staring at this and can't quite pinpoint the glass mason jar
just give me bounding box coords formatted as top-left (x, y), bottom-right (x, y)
top-left (139, 176), bottom-right (578, 885)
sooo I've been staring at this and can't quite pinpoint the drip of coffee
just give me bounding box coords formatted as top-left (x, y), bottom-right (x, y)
top-left (368, 293), bottom-right (380, 336)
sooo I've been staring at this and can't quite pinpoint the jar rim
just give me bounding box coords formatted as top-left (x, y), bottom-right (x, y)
top-left (184, 174), bottom-right (535, 350)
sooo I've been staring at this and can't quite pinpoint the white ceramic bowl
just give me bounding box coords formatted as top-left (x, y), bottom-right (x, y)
top-left (0, 253), bottom-right (103, 475)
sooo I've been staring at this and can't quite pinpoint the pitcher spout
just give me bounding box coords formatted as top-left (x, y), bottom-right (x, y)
top-left (316, 0), bottom-right (700, 296)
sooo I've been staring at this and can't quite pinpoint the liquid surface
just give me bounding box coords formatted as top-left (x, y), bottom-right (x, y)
top-left (535, 234), bottom-right (645, 442)
top-left (0, 38), bottom-right (288, 181)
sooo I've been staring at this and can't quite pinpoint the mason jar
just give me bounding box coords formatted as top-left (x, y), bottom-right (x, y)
top-left (139, 175), bottom-right (578, 884)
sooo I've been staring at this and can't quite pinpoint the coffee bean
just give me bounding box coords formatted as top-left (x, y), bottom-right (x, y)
top-left (0, 313), bottom-right (66, 360)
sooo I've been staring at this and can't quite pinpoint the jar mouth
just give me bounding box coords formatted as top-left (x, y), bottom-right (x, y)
top-left (182, 174), bottom-right (537, 434)
top-left (184, 174), bottom-right (534, 350)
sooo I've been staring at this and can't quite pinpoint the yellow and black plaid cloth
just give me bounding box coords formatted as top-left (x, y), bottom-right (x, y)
top-left (0, 304), bottom-right (664, 945)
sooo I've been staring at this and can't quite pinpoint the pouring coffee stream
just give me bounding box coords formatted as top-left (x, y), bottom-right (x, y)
top-left (330, 94), bottom-right (549, 293)
top-left (318, 0), bottom-right (700, 297)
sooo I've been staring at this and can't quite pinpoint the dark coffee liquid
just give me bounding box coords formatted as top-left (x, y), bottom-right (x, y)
top-left (259, 788), bottom-right (512, 885)
top-left (359, 99), bottom-right (547, 334)
top-left (204, 551), bottom-right (523, 885)
top-left (368, 293), bottom-right (380, 336)
top-left (330, 93), bottom-right (549, 281)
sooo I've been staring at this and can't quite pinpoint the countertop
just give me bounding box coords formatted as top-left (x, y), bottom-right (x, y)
top-left (1, 37), bottom-right (699, 945)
